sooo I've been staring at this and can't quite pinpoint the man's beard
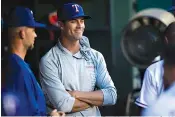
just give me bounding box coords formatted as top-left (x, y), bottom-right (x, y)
top-left (28, 44), bottom-right (34, 50)
top-left (68, 34), bottom-right (82, 41)
top-left (64, 31), bottom-right (83, 41)
top-left (73, 35), bottom-right (82, 40)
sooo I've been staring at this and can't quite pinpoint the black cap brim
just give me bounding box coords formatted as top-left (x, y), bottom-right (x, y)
top-left (72, 15), bottom-right (91, 20)
top-left (60, 15), bottom-right (91, 21)
top-left (82, 15), bottom-right (91, 19)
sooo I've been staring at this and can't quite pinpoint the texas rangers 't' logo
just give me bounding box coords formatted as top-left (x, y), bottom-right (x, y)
top-left (72, 4), bottom-right (80, 12)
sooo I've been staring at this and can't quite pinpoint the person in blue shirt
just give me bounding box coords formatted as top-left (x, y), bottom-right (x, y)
top-left (1, 6), bottom-right (65, 116)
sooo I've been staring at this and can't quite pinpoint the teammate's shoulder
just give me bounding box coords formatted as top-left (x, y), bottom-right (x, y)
top-left (40, 44), bottom-right (59, 61)
top-left (142, 82), bottom-right (175, 116)
top-left (147, 60), bottom-right (164, 70)
top-left (8, 54), bottom-right (23, 69)
top-left (5, 56), bottom-right (27, 76)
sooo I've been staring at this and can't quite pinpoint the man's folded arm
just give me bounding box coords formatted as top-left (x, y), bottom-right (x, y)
top-left (39, 59), bottom-right (91, 113)
top-left (67, 52), bottom-right (117, 106)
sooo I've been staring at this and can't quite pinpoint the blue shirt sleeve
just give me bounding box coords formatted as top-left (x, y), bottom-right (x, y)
top-left (39, 58), bottom-right (75, 112)
top-left (95, 51), bottom-right (117, 105)
top-left (2, 69), bottom-right (46, 116)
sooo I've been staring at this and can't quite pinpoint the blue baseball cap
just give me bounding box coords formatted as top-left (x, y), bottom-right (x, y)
top-left (7, 6), bottom-right (46, 28)
top-left (58, 3), bottom-right (91, 21)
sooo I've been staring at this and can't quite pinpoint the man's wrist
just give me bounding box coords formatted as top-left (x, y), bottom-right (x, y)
top-left (74, 91), bottom-right (82, 99)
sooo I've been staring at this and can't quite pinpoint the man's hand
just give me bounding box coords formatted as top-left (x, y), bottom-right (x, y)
top-left (50, 109), bottom-right (65, 117)
top-left (67, 90), bottom-right (93, 112)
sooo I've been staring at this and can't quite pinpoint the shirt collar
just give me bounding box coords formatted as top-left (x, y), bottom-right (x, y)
top-left (57, 40), bottom-right (84, 59)
top-left (57, 36), bottom-right (91, 60)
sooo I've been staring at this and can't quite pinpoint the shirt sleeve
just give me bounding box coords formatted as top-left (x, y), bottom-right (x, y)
top-left (135, 68), bottom-right (158, 108)
top-left (95, 52), bottom-right (117, 106)
top-left (142, 83), bottom-right (175, 116)
top-left (2, 70), bottom-right (46, 116)
top-left (39, 58), bottom-right (75, 112)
